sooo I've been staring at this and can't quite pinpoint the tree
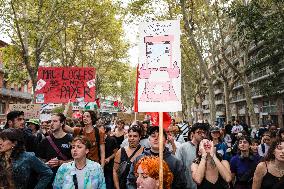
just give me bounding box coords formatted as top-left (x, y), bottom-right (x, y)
top-left (180, 0), bottom-right (217, 123)
top-left (0, 0), bottom-right (68, 93)
top-left (0, 0), bottom-right (133, 102)
top-left (228, 0), bottom-right (284, 96)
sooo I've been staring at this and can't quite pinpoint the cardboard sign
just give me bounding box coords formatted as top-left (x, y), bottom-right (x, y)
top-left (9, 104), bottom-right (41, 119)
top-left (35, 67), bottom-right (96, 103)
top-left (137, 20), bottom-right (182, 112)
top-left (117, 112), bottom-right (146, 123)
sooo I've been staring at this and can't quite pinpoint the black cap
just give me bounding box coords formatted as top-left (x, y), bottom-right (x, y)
top-left (147, 126), bottom-right (167, 139)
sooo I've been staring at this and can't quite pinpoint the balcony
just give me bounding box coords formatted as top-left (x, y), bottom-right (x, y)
top-left (214, 89), bottom-right (223, 95)
top-left (203, 109), bottom-right (210, 114)
top-left (216, 111), bottom-right (225, 116)
top-left (263, 106), bottom-right (277, 113)
top-left (0, 88), bottom-right (32, 100)
top-left (215, 99), bottom-right (224, 105)
top-left (238, 108), bottom-right (246, 115)
top-left (231, 94), bottom-right (246, 103)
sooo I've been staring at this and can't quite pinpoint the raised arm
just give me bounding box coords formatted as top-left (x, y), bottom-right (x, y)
top-left (62, 125), bottom-right (75, 134)
top-left (210, 141), bottom-right (232, 183)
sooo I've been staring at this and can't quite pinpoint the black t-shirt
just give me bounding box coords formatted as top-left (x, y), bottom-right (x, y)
top-left (104, 135), bottom-right (118, 171)
top-left (36, 133), bottom-right (73, 162)
top-left (225, 124), bottom-right (232, 135)
top-left (36, 133), bottom-right (73, 188)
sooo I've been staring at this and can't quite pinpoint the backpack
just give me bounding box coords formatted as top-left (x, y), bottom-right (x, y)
top-left (118, 145), bottom-right (141, 189)
top-left (79, 126), bottom-right (100, 160)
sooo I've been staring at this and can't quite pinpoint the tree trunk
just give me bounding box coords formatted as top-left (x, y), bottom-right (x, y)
top-left (180, 0), bottom-right (216, 124)
top-left (224, 81), bottom-right (231, 122)
top-left (242, 75), bottom-right (259, 129)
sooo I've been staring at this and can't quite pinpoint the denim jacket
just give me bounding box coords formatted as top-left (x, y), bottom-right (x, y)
top-left (0, 151), bottom-right (53, 189)
top-left (53, 159), bottom-right (106, 189)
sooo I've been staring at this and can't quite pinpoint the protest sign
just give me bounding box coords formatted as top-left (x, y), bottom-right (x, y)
top-left (117, 112), bottom-right (146, 124)
top-left (35, 67), bottom-right (96, 103)
top-left (137, 20), bottom-right (182, 112)
top-left (9, 104), bottom-right (41, 119)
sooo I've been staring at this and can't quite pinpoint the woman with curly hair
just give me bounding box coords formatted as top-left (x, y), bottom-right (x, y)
top-left (135, 156), bottom-right (173, 189)
top-left (252, 138), bottom-right (284, 189)
top-left (0, 128), bottom-right (53, 189)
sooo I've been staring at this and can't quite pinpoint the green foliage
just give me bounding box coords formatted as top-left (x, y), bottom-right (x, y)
top-left (1, 45), bottom-right (29, 84)
top-left (0, 0), bottom-right (134, 103)
top-left (228, 0), bottom-right (284, 96)
top-left (52, 105), bottom-right (64, 114)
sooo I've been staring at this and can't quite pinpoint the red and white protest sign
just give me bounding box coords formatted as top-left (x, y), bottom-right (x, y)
top-left (136, 20), bottom-right (182, 112)
top-left (35, 67), bottom-right (96, 103)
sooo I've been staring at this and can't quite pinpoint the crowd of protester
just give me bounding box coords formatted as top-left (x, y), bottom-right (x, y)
top-left (0, 109), bottom-right (284, 189)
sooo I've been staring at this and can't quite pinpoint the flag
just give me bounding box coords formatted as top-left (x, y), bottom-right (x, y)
top-left (113, 100), bottom-right (119, 107)
top-left (146, 112), bottom-right (172, 130)
top-left (95, 98), bottom-right (100, 108)
top-left (134, 65), bottom-right (139, 112)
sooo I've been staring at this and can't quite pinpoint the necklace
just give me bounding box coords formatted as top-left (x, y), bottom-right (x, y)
top-left (273, 164), bottom-right (284, 176)
top-left (75, 163), bottom-right (87, 170)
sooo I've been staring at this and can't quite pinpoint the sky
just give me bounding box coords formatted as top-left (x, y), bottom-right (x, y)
top-left (0, 0), bottom-right (165, 68)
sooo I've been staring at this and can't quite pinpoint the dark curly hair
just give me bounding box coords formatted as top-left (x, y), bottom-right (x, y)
top-left (0, 128), bottom-right (25, 159)
top-left (264, 138), bottom-right (284, 161)
top-left (128, 125), bottom-right (142, 137)
top-left (83, 110), bottom-right (97, 126)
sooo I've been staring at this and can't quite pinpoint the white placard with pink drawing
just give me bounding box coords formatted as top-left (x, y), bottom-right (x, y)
top-left (138, 20), bottom-right (182, 112)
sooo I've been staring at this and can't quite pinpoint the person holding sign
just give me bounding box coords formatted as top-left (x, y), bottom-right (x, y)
top-left (127, 126), bottom-right (188, 189)
top-left (63, 110), bottom-right (106, 167)
top-left (135, 156), bottom-right (173, 189)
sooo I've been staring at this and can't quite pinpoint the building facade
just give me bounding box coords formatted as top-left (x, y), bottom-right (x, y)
top-left (0, 40), bottom-right (33, 124)
top-left (197, 42), bottom-right (284, 127)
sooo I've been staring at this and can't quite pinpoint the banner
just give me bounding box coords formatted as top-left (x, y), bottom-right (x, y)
top-left (9, 104), bottom-right (41, 119)
top-left (137, 20), bottom-right (182, 112)
top-left (146, 112), bottom-right (171, 130)
top-left (35, 67), bottom-right (96, 103)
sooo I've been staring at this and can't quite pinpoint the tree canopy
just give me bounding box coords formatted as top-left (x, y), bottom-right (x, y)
top-left (0, 0), bottom-right (132, 102)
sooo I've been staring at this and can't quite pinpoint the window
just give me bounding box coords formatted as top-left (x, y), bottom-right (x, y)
top-left (0, 103), bottom-right (5, 114)
top-left (263, 99), bottom-right (277, 113)
top-left (24, 84), bottom-right (28, 92)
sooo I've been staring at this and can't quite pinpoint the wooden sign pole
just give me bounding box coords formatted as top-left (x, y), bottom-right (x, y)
top-left (159, 112), bottom-right (164, 189)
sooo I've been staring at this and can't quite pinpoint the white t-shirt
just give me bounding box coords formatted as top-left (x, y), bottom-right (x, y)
top-left (258, 143), bottom-right (270, 157)
top-left (231, 125), bottom-right (243, 134)
top-left (76, 167), bottom-right (86, 189)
